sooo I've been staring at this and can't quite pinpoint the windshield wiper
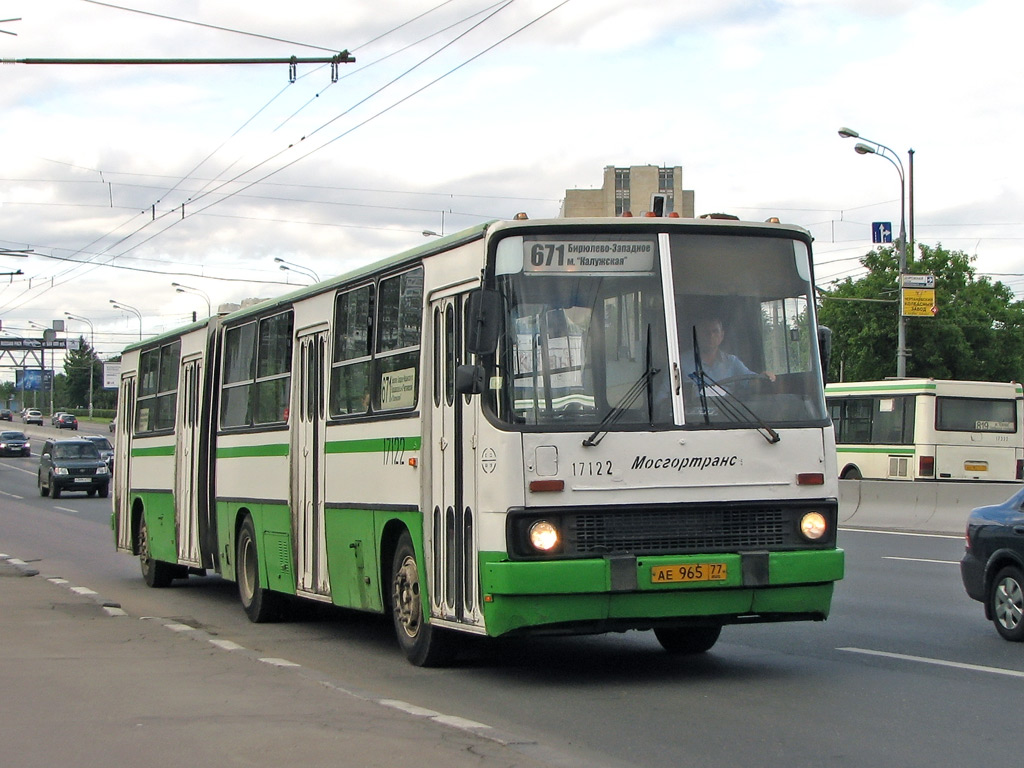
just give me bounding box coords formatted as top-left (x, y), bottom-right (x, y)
top-left (584, 325), bottom-right (659, 447)
top-left (686, 369), bottom-right (780, 444)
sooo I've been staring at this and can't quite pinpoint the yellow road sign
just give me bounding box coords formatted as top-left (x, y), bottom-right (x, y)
top-left (902, 288), bottom-right (937, 317)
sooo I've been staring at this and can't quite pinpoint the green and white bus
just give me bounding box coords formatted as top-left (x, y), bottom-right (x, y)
top-left (826, 378), bottom-right (1024, 481)
top-left (113, 215), bottom-right (844, 666)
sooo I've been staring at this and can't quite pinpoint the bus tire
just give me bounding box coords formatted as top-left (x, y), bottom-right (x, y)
top-left (236, 516), bottom-right (285, 623)
top-left (390, 531), bottom-right (457, 667)
top-left (654, 625), bottom-right (722, 654)
top-left (990, 565), bottom-right (1024, 641)
top-left (138, 515), bottom-right (175, 588)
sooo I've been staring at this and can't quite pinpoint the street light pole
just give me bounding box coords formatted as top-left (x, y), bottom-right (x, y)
top-left (273, 257), bottom-right (320, 283)
top-left (838, 127), bottom-right (911, 378)
top-left (64, 312), bottom-right (95, 419)
top-left (171, 281), bottom-right (212, 318)
top-left (109, 299), bottom-right (143, 340)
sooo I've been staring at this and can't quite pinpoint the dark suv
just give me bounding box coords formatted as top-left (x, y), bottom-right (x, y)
top-left (38, 438), bottom-right (111, 499)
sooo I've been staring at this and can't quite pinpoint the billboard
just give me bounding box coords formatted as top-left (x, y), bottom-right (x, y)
top-left (15, 369), bottom-right (54, 392)
top-left (103, 361), bottom-right (122, 389)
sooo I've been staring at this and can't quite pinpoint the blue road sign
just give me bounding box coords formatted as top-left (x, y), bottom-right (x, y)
top-left (872, 222), bottom-right (893, 244)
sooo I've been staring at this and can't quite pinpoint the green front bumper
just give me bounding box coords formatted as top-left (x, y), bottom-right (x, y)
top-left (479, 548), bottom-right (844, 637)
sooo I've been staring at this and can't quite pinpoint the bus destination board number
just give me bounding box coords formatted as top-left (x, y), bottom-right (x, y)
top-left (651, 562), bottom-right (728, 584)
top-left (524, 240), bottom-right (655, 275)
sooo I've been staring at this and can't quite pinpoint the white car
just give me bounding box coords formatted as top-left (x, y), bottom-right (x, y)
top-left (23, 409), bottom-right (43, 426)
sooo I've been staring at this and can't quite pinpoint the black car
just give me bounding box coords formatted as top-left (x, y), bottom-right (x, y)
top-left (961, 487), bottom-right (1024, 641)
top-left (0, 408), bottom-right (12, 421)
top-left (0, 430), bottom-right (31, 456)
top-left (37, 438), bottom-right (110, 499)
top-left (55, 413), bottom-right (79, 430)
top-left (82, 435), bottom-right (114, 474)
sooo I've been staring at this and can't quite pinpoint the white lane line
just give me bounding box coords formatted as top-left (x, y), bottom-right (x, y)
top-left (55, 506), bottom-right (78, 514)
top-left (259, 657), bottom-right (300, 667)
top-left (840, 527), bottom-right (963, 540)
top-left (0, 491), bottom-right (24, 499)
top-left (209, 639), bottom-right (245, 651)
top-left (883, 556), bottom-right (960, 565)
top-left (839, 647), bottom-right (1024, 679)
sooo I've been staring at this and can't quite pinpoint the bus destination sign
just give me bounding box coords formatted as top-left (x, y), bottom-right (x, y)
top-left (524, 239), bottom-right (655, 275)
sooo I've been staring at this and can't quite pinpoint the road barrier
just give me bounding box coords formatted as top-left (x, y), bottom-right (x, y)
top-left (838, 479), bottom-right (1020, 535)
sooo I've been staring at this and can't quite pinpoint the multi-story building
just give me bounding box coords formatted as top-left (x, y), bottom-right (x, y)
top-left (561, 165), bottom-right (695, 218)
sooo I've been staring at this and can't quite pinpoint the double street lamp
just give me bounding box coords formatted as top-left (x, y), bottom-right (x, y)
top-left (274, 257), bottom-right (320, 284)
top-left (171, 281), bottom-right (212, 319)
top-left (839, 127), bottom-right (916, 378)
top-left (109, 299), bottom-right (143, 340)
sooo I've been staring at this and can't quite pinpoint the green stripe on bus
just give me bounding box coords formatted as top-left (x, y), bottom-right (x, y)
top-left (131, 445), bottom-right (175, 457)
top-left (325, 436), bottom-right (422, 454)
top-left (826, 382), bottom-right (937, 394)
top-left (216, 444), bottom-right (290, 459)
top-left (836, 447), bottom-right (915, 455)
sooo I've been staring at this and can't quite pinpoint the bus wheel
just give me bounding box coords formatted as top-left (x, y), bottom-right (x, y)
top-left (138, 515), bottom-right (174, 588)
top-left (990, 566), bottom-right (1024, 641)
top-left (236, 516), bottom-right (284, 623)
top-left (654, 625), bottom-right (722, 654)
top-left (390, 531), bottom-right (457, 667)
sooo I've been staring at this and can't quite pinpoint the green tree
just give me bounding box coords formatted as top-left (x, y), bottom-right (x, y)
top-left (818, 244), bottom-right (1024, 382)
top-left (62, 335), bottom-right (102, 410)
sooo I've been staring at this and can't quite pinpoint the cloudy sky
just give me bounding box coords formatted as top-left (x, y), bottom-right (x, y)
top-left (1, 0), bottom-right (1022, 368)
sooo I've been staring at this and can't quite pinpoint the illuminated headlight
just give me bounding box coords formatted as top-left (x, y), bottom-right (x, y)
top-left (528, 520), bottom-right (560, 552)
top-left (54, 466), bottom-right (69, 475)
top-left (800, 511), bottom-right (828, 541)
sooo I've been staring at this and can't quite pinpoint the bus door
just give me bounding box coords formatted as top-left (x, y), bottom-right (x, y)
top-left (428, 292), bottom-right (480, 627)
top-left (113, 373), bottom-right (136, 552)
top-left (292, 327), bottom-right (331, 600)
top-left (174, 354), bottom-right (203, 566)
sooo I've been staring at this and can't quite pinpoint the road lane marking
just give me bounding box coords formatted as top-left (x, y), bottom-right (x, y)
top-left (840, 527), bottom-right (962, 540)
top-left (883, 556), bottom-right (960, 565)
top-left (55, 506), bottom-right (78, 514)
top-left (839, 647), bottom-right (1024, 679)
top-left (0, 491), bottom-right (24, 499)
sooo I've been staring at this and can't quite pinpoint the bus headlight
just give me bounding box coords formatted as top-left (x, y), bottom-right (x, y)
top-left (799, 511), bottom-right (828, 541)
top-left (528, 520), bottom-right (560, 552)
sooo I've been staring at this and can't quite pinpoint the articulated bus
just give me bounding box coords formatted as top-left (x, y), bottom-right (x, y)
top-left (113, 216), bottom-right (844, 666)
top-left (826, 379), bottom-right (1024, 481)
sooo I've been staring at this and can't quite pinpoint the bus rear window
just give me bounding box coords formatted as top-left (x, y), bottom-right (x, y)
top-left (936, 397), bottom-right (1017, 433)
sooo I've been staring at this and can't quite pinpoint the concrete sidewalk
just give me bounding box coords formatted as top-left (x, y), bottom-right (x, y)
top-left (0, 555), bottom-right (560, 768)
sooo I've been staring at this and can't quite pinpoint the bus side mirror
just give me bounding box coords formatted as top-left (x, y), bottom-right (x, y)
top-left (465, 288), bottom-right (500, 355)
top-left (817, 325), bottom-right (832, 383)
top-left (455, 364), bottom-right (485, 395)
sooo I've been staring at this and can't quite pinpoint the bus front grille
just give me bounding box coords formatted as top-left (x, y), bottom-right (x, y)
top-left (573, 508), bottom-right (786, 555)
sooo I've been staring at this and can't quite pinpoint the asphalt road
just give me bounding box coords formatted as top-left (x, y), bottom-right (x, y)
top-left (1, 437), bottom-right (1020, 768)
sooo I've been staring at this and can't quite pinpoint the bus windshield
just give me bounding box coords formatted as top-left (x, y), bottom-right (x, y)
top-left (489, 230), bottom-right (828, 430)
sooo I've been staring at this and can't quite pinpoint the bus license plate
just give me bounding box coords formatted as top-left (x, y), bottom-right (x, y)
top-left (651, 563), bottom-right (727, 584)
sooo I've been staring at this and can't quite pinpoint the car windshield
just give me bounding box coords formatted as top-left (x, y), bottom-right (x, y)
top-left (2, 431), bottom-right (25, 439)
top-left (53, 444), bottom-right (100, 459)
top-left (87, 438), bottom-right (112, 450)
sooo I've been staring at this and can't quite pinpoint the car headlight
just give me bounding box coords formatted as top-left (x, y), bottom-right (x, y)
top-left (528, 520), bottom-right (560, 552)
top-left (799, 511), bottom-right (828, 541)
top-left (53, 466), bottom-right (69, 475)
top-left (96, 465), bottom-right (110, 475)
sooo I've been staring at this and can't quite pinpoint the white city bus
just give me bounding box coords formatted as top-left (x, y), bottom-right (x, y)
top-left (114, 215), bottom-right (844, 666)
top-left (826, 378), bottom-right (1024, 481)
